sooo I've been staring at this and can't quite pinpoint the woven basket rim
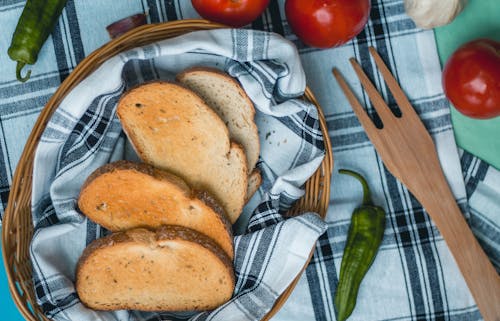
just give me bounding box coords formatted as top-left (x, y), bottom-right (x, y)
top-left (2, 19), bottom-right (333, 321)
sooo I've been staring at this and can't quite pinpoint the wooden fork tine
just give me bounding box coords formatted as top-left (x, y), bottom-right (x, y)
top-left (368, 47), bottom-right (419, 120)
top-left (349, 58), bottom-right (396, 123)
top-left (332, 68), bottom-right (378, 134)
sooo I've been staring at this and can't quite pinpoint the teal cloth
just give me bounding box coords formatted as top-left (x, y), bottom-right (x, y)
top-left (435, 0), bottom-right (500, 169)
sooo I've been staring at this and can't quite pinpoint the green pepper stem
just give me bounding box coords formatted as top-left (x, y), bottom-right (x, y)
top-left (16, 62), bottom-right (31, 82)
top-left (339, 169), bottom-right (372, 206)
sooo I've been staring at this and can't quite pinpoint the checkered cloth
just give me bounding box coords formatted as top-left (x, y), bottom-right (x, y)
top-left (1, 1), bottom-right (499, 321)
top-left (28, 28), bottom-right (327, 321)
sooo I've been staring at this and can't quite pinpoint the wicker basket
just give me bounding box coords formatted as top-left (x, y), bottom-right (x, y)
top-left (2, 19), bottom-right (333, 321)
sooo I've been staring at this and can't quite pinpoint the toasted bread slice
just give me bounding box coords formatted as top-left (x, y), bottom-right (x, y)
top-left (117, 82), bottom-right (248, 223)
top-left (246, 169), bottom-right (262, 202)
top-left (176, 67), bottom-right (260, 174)
top-left (76, 226), bottom-right (235, 311)
top-left (78, 160), bottom-right (233, 259)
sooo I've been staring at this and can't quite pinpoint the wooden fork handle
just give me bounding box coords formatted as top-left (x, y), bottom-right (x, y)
top-left (413, 172), bottom-right (500, 321)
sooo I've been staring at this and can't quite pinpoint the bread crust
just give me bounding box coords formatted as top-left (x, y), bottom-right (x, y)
top-left (78, 160), bottom-right (234, 259)
top-left (80, 160), bottom-right (189, 194)
top-left (246, 168), bottom-right (262, 201)
top-left (76, 226), bottom-right (235, 311)
top-left (177, 66), bottom-right (256, 118)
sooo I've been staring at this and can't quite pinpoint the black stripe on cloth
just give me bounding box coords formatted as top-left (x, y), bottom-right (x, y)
top-left (327, 94), bottom-right (451, 131)
top-left (366, 0), bottom-right (420, 39)
top-left (228, 62), bottom-right (269, 97)
top-left (193, 225), bottom-right (284, 321)
top-left (461, 151), bottom-right (489, 198)
top-left (32, 264), bottom-right (79, 317)
top-left (44, 293), bottom-right (80, 319)
top-left (361, 9), bottom-right (451, 133)
top-left (290, 110), bottom-right (324, 170)
top-left (0, 186), bottom-right (7, 217)
top-left (357, 2), bottom-right (451, 316)
top-left (330, 133), bottom-right (371, 154)
top-left (34, 199), bottom-right (60, 229)
top-left (355, 40), bottom-right (400, 124)
top-left (51, 19), bottom-right (69, 80)
top-left (373, 307), bottom-right (481, 321)
top-left (0, 4), bottom-right (24, 13)
top-left (328, 113), bottom-right (452, 153)
top-left (301, 109), bottom-right (324, 144)
top-left (232, 29), bottom-right (249, 61)
top-left (384, 170), bottom-right (451, 320)
top-left (382, 171), bottom-right (424, 319)
top-left (232, 283), bottom-right (280, 319)
top-left (227, 58), bottom-right (300, 101)
top-left (144, 312), bottom-right (193, 321)
top-left (250, 61), bottom-right (284, 98)
top-left (258, 159), bottom-right (278, 192)
top-left (349, 43), bottom-right (379, 125)
top-left (252, 31), bottom-right (268, 61)
top-left (145, 0), bottom-right (162, 23)
top-left (370, 47), bottom-right (402, 117)
top-left (289, 137), bottom-right (312, 172)
top-left (41, 113), bottom-right (78, 143)
top-left (64, 0), bottom-right (85, 61)
top-left (251, 11), bottom-right (265, 31)
top-left (277, 191), bottom-right (300, 213)
top-left (266, 0), bottom-right (284, 36)
top-left (362, 0), bottom-right (387, 44)
top-left (0, 93), bottom-right (53, 117)
top-left (247, 200), bottom-right (283, 232)
top-left (234, 226), bottom-right (282, 291)
top-left (297, 214), bottom-right (328, 235)
top-left (165, 0), bottom-right (178, 21)
top-left (250, 5), bottom-right (269, 32)
top-left (276, 112), bottom-right (323, 149)
top-left (85, 217), bottom-right (100, 246)
top-left (0, 0), bottom-right (25, 5)
top-left (0, 120), bottom-right (11, 216)
top-left (460, 151), bottom-right (475, 181)
top-left (358, 1), bottom-right (432, 120)
top-left (409, 197), bottom-right (448, 319)
top-left (469, 208), bottom-right (500, 272)
top-left (31, 209), bottom-right (83, 317)
top-left (0, 74), bottom-right (60, 100)
top-left (132, 59), bottom-right (160, 84)
top-left (51, 0), bottom-right (85, 82)
top-left (57, 85), bottom-right (124, 173)
top-left (307, 230), bottom-right (338, 321)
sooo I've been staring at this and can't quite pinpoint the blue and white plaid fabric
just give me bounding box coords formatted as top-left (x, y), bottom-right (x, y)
top-left (1, 1), bottom-right (499, 321)
top-left (28, 28), bottom-right (327, 321)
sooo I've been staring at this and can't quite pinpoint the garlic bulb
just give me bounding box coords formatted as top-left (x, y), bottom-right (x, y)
top-left (404, 0), bottom-right (467, 29)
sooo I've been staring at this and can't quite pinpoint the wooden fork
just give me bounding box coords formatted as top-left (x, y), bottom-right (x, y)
top-left (332, 47), bottom-right (500, 321)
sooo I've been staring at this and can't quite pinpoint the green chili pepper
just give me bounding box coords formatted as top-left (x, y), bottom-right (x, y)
top-left (334, 169), bottom-right (386, 321)
top-left (7, 0), bottom-right (68, 82)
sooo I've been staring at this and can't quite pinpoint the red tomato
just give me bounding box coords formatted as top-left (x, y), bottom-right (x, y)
top-left (442, 39), bottom-right (500, 119)
top-left (285, 0), bottom-right (371, 48)
top-left (191, 0), bottom-right (270, 28)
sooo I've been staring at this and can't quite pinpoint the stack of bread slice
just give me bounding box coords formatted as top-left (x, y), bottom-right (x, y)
top-left (75, 68), bottom-right (260, 312)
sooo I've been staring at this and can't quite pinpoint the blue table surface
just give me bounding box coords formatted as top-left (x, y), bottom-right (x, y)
top-left (1, 239), bottom-right (28, 320)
